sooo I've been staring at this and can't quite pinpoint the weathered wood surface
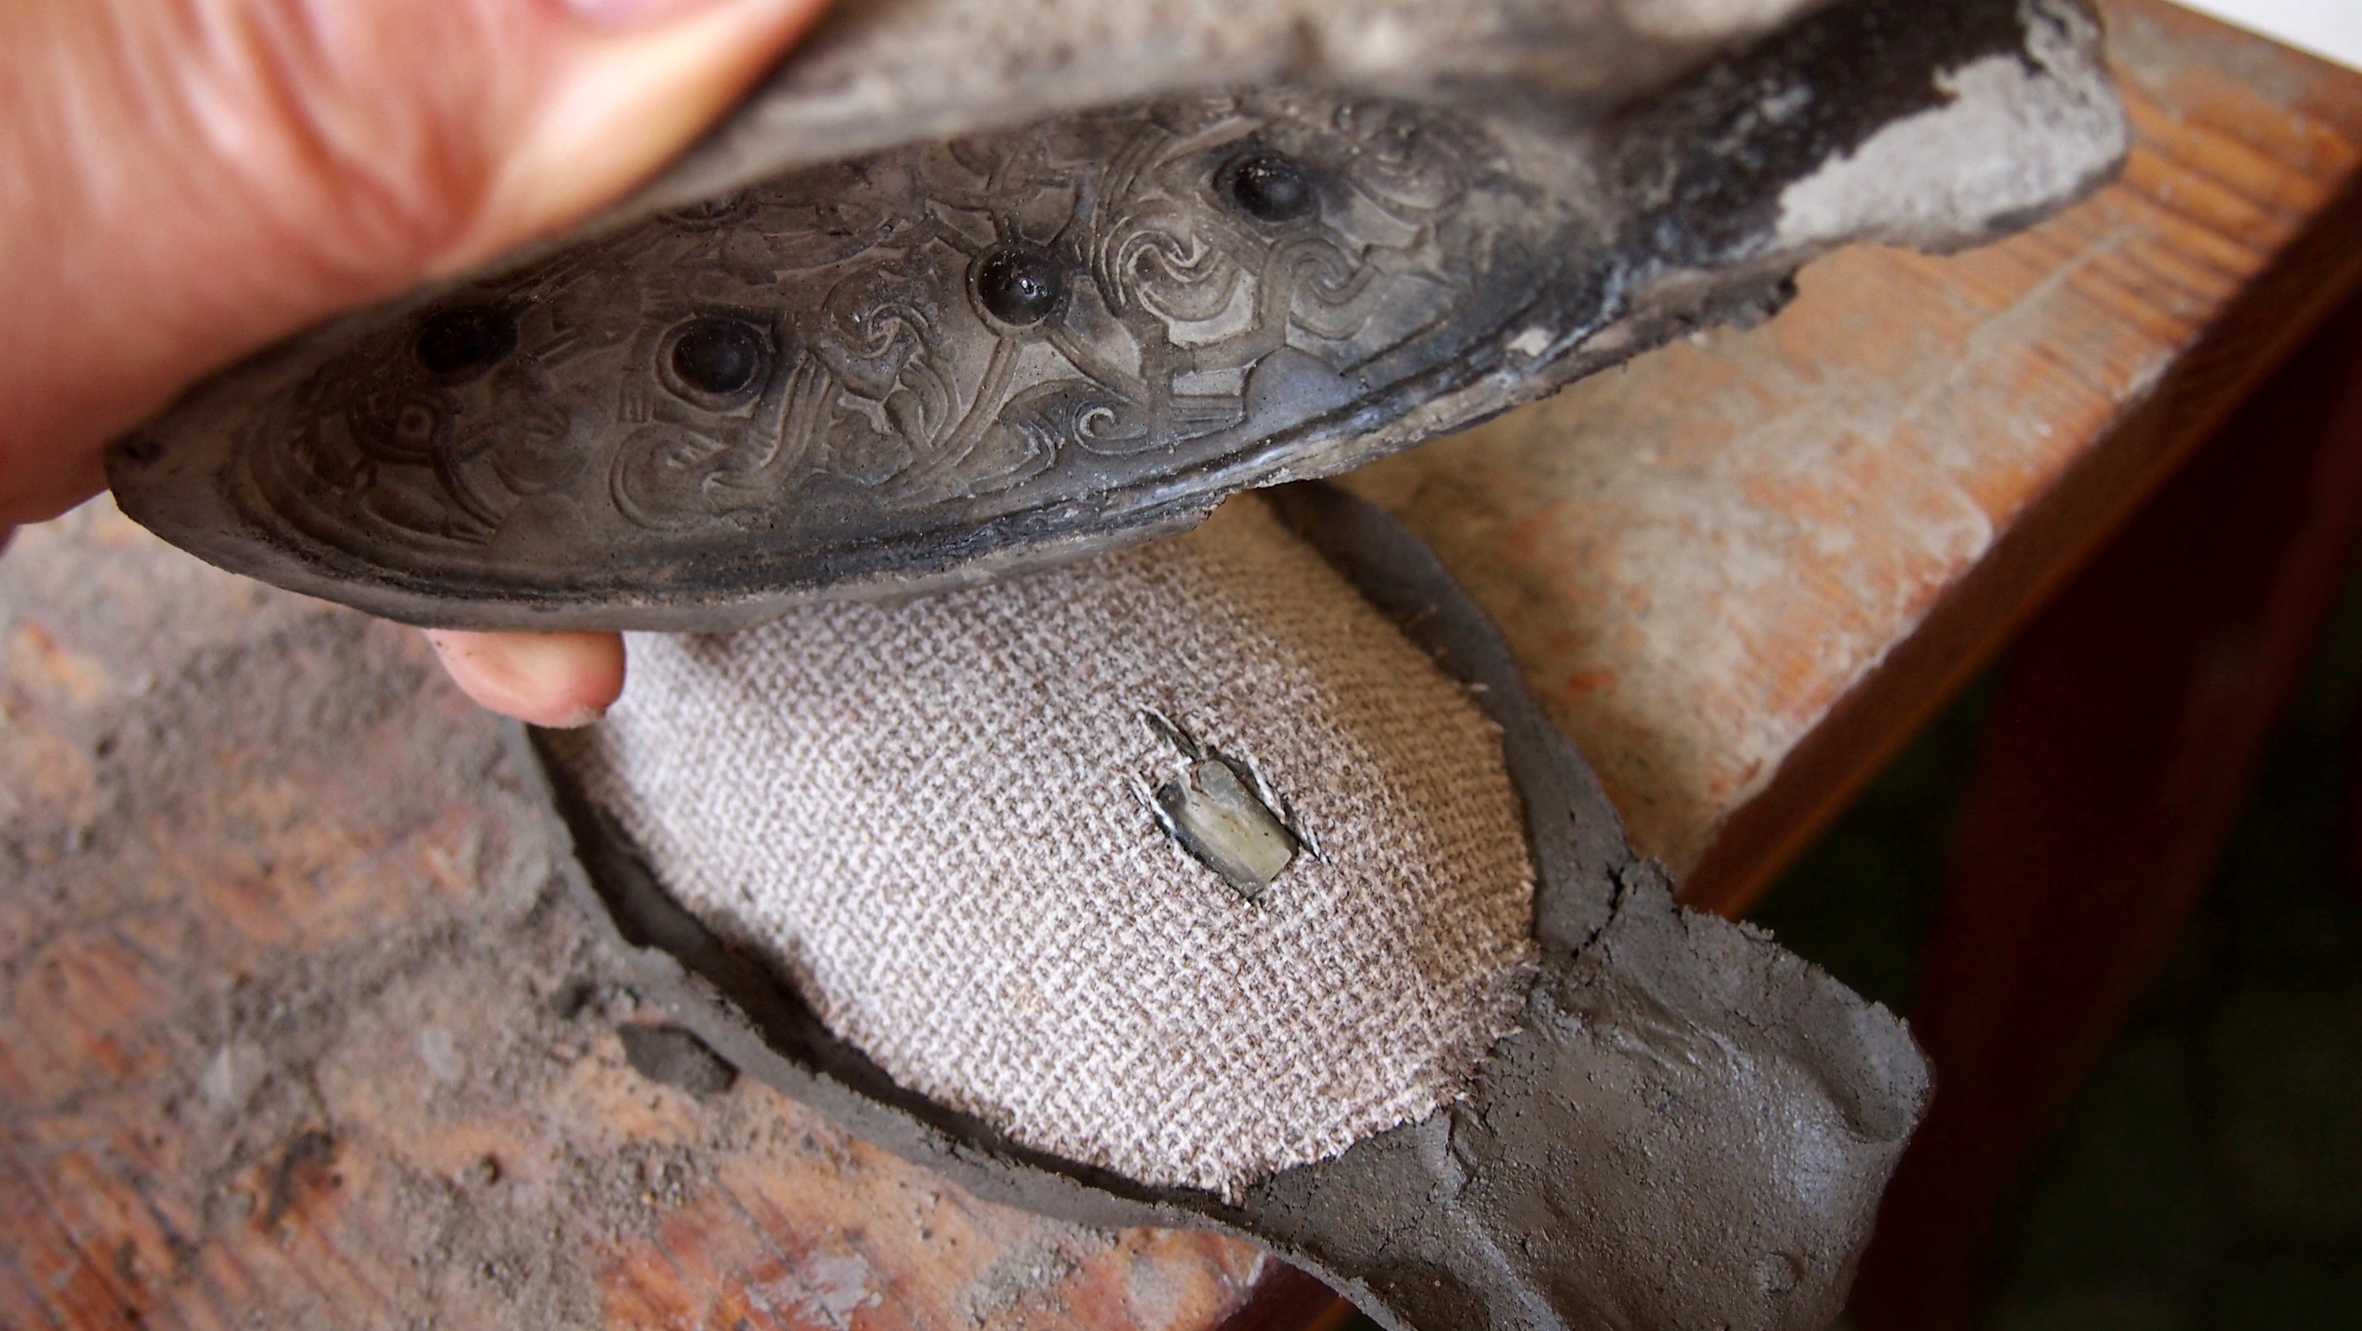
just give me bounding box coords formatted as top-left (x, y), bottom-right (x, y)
top-left (1350, 0), bottom-right (2362, 906)
top-left (6, 3), bottom-right (2362, 1329)
top-left (0, 502), bottom-right (1271, 1328)
top-left (1851, 284), bottom-right (2362, 1331)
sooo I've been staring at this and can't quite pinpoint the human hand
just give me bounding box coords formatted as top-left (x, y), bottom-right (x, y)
top-left (0, 0), bottom-right (831, 724)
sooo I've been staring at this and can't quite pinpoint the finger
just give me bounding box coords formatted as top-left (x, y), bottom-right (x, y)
top-left (425, 629), bottom-right (626, 728)
top-left (0, 453), bottom-right (111, 532)
top-left (455, 0), bottom-right (834, 274)
top-left (0, 0), bottom-right (832, 526)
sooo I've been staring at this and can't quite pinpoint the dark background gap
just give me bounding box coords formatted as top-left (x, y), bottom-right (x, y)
top-left (1751, 538), bottom-right (2362, 1330)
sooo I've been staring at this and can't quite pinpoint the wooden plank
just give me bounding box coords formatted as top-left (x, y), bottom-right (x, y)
top-left (1346, 0), bottom-right (2362, 904)
top-left (0, 502), bottom-right (1271, 1330)
top-left (1852, 284), bottom-right (2362, 1331)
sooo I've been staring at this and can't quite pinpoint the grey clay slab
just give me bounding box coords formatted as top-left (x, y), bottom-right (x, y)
top-left (109, 0), bottom-right (2126, 629)
top-left (532, 482), bottom-right (1934, 1331)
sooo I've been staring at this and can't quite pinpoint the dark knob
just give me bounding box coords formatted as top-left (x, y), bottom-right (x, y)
top-left (669, 318), bottom-right (768, 397)
top-left (1226, 152), bottom-right (1315, 223)
top-left (975, 243), bottom-right (1064, 327)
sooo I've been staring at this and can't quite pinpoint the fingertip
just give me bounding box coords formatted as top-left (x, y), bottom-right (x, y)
top-left (426, 628), bottom-right (625, 727)
top-left (448, 0), bottom-right (837, 270)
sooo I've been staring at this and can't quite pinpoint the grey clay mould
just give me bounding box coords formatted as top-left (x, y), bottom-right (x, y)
top-left (536, 481), bottom-right (1933, 1331)
top-left (108, 0), bottom-right (2127, 629)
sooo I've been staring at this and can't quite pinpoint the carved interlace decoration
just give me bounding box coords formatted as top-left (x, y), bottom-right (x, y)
top-left (238, 91), bottom-right (1565, 570)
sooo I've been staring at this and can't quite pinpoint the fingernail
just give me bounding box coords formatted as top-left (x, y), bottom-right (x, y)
top-left (562, 0), bottom-right (747, 29)
top-left (425, 629), bottom-right (626, 727)
top-left (545, 704), bottom-right (608, 730)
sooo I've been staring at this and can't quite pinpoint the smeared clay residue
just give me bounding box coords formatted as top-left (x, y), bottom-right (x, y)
top-left (1777, 0), bottom-right (2127, 251)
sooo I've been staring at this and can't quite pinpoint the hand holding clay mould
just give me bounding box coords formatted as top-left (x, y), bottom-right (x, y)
top-left (0, 0), bottom-right (835, 723)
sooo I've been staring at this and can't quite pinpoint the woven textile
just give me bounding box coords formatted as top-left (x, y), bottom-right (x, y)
top-left (547, 497), bottom-right (1535, 1192)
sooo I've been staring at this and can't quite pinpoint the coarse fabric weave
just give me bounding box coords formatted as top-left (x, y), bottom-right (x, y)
top-left (547, 497), bottom-right (1535, 1192)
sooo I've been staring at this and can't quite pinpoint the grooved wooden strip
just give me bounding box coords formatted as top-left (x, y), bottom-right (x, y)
top-left (1349, 0), bottom-right (2362, 893)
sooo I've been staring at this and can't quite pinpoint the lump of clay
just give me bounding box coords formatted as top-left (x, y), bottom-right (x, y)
top-left (109, 0), bottom-right (2126, 628)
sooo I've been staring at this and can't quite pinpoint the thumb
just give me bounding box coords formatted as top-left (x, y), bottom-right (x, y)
top-left (453, 0), bottom-right (837, 273)
top-left (0, 0), bottom-right (831, 525)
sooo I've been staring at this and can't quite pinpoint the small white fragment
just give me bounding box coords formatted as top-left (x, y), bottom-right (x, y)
top-left (1156, 758), bottom-right (1299, 899)
top-left (1507, 326), bottom-right (1553, 358)
top-left (797, 1248), bottom-right (882, 1327)
top-left (417, 1026), bottom-right (464, 1083)
top-left (202, 1041), bottom-right (268, 1111)
top-left (1137, 709), bottom-right (1300, 901)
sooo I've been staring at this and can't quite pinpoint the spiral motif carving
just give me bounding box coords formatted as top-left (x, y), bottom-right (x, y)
top-left (211, 87), bottom-right (1581, 595)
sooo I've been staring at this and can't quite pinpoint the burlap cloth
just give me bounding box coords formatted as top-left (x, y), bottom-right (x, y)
top-left (546, 497), bottom-right (1534, 1192)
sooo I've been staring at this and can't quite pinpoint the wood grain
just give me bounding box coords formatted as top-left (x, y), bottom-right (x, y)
top-left (1348, 0), bottom-right (2362, 905)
